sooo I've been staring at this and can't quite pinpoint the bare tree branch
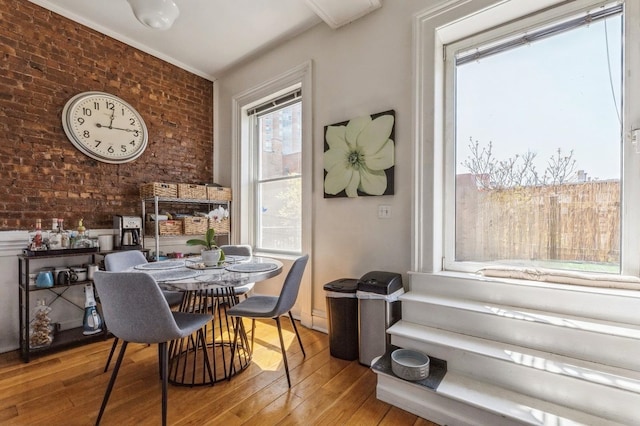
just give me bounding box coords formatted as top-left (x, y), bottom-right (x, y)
top-left (461, 139), bottom-right (578, 189)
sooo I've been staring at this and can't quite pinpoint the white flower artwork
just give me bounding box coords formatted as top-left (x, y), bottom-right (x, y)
top-left (323, 110), bottom-right (395, 198)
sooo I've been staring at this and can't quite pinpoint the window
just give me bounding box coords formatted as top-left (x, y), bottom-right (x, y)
top-left (248, 90), bottom-right (302, 254)
top-left (438, 0), bottom-right (640, 277)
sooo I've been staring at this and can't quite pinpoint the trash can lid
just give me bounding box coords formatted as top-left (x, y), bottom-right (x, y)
top-left (358, 271), bottom-right (403, 294)
top-left (323, 278), bottom-right (359, 293)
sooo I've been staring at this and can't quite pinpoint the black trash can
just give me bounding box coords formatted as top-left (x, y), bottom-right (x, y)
top-left (357, 271), bottom-right (404, 366)
top-left (323, 278), bottom-right (359, 360)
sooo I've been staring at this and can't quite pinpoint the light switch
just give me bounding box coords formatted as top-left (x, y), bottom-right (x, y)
top-left (378, 204), bottom-right (391, 219)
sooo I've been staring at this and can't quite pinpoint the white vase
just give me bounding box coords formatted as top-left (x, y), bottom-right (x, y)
top-left (201, 248), bottom-right (221, 267)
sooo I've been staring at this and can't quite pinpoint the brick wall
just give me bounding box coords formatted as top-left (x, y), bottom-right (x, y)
top-left (0, 0), bottom-right (213, 231)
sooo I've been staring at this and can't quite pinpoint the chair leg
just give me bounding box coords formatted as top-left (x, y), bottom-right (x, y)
top-left (275, 317), bottom-right (291, 388)
top-left (288, 311), bottom-right (305, 357)
top-left (96, 340), bottom-right (128, 425)
top-left (160, 341), bottom-right (168, 426)
top-left (158, 344), bottom-right (163, 380)
top-left (250, 319), bottom-right (256, 354)
top-left (103, 337), bottom-right (119, 372)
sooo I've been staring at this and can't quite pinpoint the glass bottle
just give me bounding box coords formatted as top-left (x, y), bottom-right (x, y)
top-left (29, 219), bottom-right (43, 250)
top-left (48, 218), bottom-right (61, 250)
top-left (73, 218), bottom-right (91, 248)
top-left (29, 299), bottom-right (53, 348)
top-left (59, 219), bottom-right (69, 249)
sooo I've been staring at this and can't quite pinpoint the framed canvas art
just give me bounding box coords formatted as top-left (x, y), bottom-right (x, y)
top-left (323, 109), bottom-right (395, 198)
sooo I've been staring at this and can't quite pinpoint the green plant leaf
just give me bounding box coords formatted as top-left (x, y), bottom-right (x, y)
top-left (185, 239), bottom-right (207, 247)
top-left (185, 227), bottom-right (218, 250)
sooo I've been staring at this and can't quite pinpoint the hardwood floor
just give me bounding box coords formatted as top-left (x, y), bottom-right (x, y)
top-left (0, 319), bottom-right (438, 425)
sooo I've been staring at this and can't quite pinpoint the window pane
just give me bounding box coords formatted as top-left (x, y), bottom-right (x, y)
top-left (258, 102), bottom-right (302, 180)
top-left (454, 13), bottom-right (622, 273)
top-left (257, 178), bottom-right (301, 252)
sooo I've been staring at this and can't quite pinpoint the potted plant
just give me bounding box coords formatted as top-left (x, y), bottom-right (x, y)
top-left (186, 228), bottom-right (225, 266)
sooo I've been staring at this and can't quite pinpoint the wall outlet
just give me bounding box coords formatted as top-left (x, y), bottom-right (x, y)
top-left (378, 204), bottom-right (392, 219)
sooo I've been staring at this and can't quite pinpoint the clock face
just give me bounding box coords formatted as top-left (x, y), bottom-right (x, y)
top-left (62, 91), bottom-right (148, 164)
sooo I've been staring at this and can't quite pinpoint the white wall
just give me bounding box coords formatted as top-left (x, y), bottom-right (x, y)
top-left (215, 1), bottom-right (434, 319)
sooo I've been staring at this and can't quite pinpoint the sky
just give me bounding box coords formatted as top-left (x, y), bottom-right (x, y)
top-left (455, 14), bottom-right (622, 181)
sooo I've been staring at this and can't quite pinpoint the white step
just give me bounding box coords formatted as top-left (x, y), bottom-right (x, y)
top-left (408, 272), bottom-right (640, 326)
top-left (388, 321), bottom-right (640, 425)
top-left (400, 292), bottom-right (640, 371)
top-left (374, 367), bottom-right (626, 426)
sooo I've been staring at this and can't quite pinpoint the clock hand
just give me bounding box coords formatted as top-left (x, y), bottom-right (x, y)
top-left (96, 123), bottom-right (135, 132)
top-left (109, 126), bottom-right (136, 132)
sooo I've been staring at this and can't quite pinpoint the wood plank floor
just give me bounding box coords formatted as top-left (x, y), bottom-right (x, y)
top-left (0, 319), bottom-right (439, 425)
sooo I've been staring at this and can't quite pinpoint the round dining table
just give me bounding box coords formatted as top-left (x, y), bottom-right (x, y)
top-left (130, 255), bottom-right (283, 386)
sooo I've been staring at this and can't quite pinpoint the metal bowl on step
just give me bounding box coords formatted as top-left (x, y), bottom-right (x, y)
top-left (391, 348), bottom-right (430, 381)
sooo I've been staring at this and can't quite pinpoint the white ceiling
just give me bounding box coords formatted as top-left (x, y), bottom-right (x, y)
top-left (28, 0), bottom-right (381, 81)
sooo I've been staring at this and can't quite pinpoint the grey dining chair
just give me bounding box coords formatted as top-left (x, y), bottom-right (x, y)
top-left (92, 271), bottom-right (213, 426)
top-left (219, 244), bottom-right (254, 298)
top-left (227, 254), bottom-right (309, 388)
top-left (102, 250), bottom-right (184, 372)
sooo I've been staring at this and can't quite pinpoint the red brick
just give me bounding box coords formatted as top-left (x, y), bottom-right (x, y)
top-left (0, 0), bottom-right (213, 230)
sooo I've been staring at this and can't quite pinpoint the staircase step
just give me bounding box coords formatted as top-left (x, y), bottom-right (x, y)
top-left (388, 320), bottom-right (640, 425)
top-left (400, 292), bottom-right (640, 370)
top-left (374, 367), bottom-right (627, 426)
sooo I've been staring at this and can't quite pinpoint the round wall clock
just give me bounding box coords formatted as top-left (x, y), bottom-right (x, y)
top-left (62, 91), bottom-right (148, 164)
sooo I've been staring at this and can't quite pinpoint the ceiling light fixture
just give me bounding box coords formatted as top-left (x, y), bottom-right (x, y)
top-left (127, 0), bottom-right (180, 31)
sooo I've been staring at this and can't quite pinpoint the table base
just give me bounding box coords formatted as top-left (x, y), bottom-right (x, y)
top-left (168, 287), bottom-right (252, 386)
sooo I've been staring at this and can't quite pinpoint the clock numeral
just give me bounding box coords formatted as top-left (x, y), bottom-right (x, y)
top-left (120, 108), bottom-right (126, 116)
top-left (107, 146), bottom-right (114, 154)
top-left (120, 145), bottom-right (127, 153)
top-left (129, 118), bottom-right (136, 126)
top-left (133, 130), bottom-right (139, 137)
top-left (83, 130), bottom-right (90, 138)
top-left (77, 117), bottom-right (85, 125)
top-left (93, 102), bottom-right (100, 110)
top-left (106, 101), bottom-right (115, 110)
top-left (82, 107), bottom-right (93, 116)
top-left (94, 140), bottom-right (102, 148)
top-left (129, 140), bottom-right (136, 146)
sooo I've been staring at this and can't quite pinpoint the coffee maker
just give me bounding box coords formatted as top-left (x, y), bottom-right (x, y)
top-left (113, 215), bottom-right (142, 250)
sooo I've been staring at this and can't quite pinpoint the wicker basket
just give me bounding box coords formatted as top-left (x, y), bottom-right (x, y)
top-left (177, 184), bottom-right (207, 200)
top-left (146, 220), bottom-right (183, 236)
top-left (182, 217), bottom-right (209, 235)
top-left (210, 218), bottom-right (230, 235)
top-left (207, 186), bottom-right (232, 201)
top-left (140, 182), bottom-right (178, 199)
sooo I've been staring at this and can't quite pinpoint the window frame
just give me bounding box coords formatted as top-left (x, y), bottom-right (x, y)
top-left (230, 61), bottom-right (312, 257)
top-left (413, 0), bottom-right (640, 278)
top-left (251, 98), bottom-right (302, 254)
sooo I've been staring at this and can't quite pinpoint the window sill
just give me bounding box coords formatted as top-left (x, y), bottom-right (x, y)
top-left (476, 266), bottom-right (640, 291)
top-left (420, 269), bottom-right (640, 299)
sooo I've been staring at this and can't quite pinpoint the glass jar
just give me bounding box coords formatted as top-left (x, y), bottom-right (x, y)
top-left (29, 299), bottom-right (53, 348)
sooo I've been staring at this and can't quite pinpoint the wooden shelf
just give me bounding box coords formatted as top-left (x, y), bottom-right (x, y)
top-left (24, 279), bottom-right (93, 292)
top-left (28, 326), bottom-right (108, 355)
